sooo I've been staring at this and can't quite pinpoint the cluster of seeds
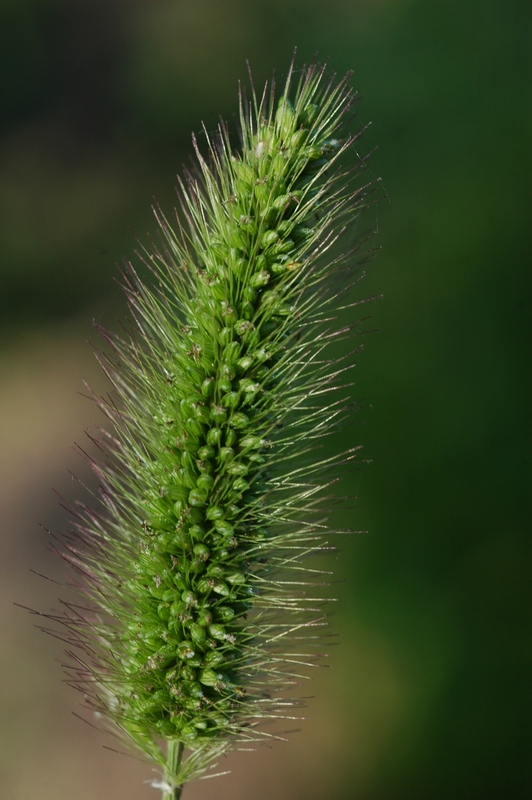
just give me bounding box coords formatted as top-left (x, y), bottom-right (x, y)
top-left (121, 91), bottom-right (349, 743)
top-left (58, 61), bottom-right (374, 786)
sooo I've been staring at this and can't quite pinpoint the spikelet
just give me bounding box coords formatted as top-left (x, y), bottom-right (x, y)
top-left (51, 59), bottom-right (377, 796)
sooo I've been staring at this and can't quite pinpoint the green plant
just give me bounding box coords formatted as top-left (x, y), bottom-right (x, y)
top-left (50, 58), bottom-right (377, 798)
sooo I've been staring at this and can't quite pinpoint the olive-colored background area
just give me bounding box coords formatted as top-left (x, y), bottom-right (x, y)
top-left (1, 1), bottom-right (529, 798)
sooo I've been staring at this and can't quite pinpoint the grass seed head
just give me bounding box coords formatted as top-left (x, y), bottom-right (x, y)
top-left (53, 58), bottom-right (378, 788)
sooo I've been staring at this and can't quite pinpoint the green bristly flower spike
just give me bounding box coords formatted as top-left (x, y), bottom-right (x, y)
top-left (51, 59), bottom-right (378, 798)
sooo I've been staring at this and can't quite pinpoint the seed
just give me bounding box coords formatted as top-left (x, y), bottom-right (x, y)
top-left (181, 591), bottom-right (197, 607)
top-left (180, 467), bottom-right (196, 489)
top-left (190, 624), bottom-right (207, 647)
top-left (205, 651), bottom-right (225, 667)
top-left (193, 543), bottom-right (210, 561)
top-left (190, 558), bottom-right (205, 574)
top-left (235, 319), bottom-right (254, 335)
top-left (206, 506), bottom-right (224, 521)
top-left (218, 377), bottom-right (232, 394)
top-left (236, 355), bottom-right (253, 373)
top-left (192, 403), bottom-right (210, 424)
top-left (227, 572), bottom-right (246, 585)
top-left (233, 477), bottom-right (249, 493)
top-left (196, 578), bottom-right (213, 595)
top-left (273, 193), bottom-right (291, 210)
top-left (181, 724), bottom-right (199, 740)
top-left (196, 474), bottom-right (214, 494)
top-left (208, 624), bottom-right (226, 641)
top-left (261, 289), bottom-right (278, 306)
top-left (218, 326), bottom-right (232, 346)
top-left (250, 270), bottom-right (270, 289)
top-left (216, 606), bottom-right (235, 622)
top-left (177, 641), bottom-right (195, 660)
top-left (198, 445), bottom-right (215, 460)
top-left (196, 608), bottom-right (213, 627)
top-left (227, 462), bottom-right (247, 477)
top-left (214, 520), bottom-right (234, 537)
top-left (212, 582), bottom-right (230, 597)
top-left (201, 377), bottom-right (215, 397)
top-left (239, 435), bottom-right (260, 449)
top-left (181, 450), bottom-right (194, 470)
top-left (225, 428), bottom-right (237, 447)
top-left (275, 96), bottom-right (295, 138)
top-left (188, 524), bottom-right (206, 540)
top-left (243, 285), bottom-right (258, 302)
top-left (210, 406), bottom-right (228, 423)
top-left (223, 341), bottom-right (241, 362)
top-left (301, 102), bottom-right (318, 126)
top-left (260, 230), bottom-right (280, 249)
top-left (206, 427), bottom-right (222, 446)
top-left (188, 489), bottom-right (206, 507)
top-left (199, 668), bottom-right (219, 687)
top-left (222, 391), bottom-right (240, 409)
top-left (220, 300), bottom-right (236, 322)
top-left (184, 417), bottom-right (204, 438)
top-left (230, 412), bottom-right (249, 429)
top-left (241, 301), bottom-right (255, 321)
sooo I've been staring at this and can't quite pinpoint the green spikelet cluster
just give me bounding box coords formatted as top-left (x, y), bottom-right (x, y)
top-left (57, 60), bottom-right (376, 795)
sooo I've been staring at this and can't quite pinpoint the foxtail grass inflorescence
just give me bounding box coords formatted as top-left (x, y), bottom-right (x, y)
top-left (47, 59), bottom-right (378, 798)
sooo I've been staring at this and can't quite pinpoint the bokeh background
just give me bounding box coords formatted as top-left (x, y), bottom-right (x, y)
top-left (1, 1), bottom-right (529, 798)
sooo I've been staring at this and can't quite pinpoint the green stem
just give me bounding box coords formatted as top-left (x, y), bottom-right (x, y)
top-left (161, 740), bottom-right (185, 800)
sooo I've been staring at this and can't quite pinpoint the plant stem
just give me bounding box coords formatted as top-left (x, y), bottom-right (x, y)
top-left (161, 740), bottom-right (185, 800)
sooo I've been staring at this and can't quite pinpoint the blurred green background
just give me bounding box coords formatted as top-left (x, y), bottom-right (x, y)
top-left (0, 1), bottom-right (529, 798)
